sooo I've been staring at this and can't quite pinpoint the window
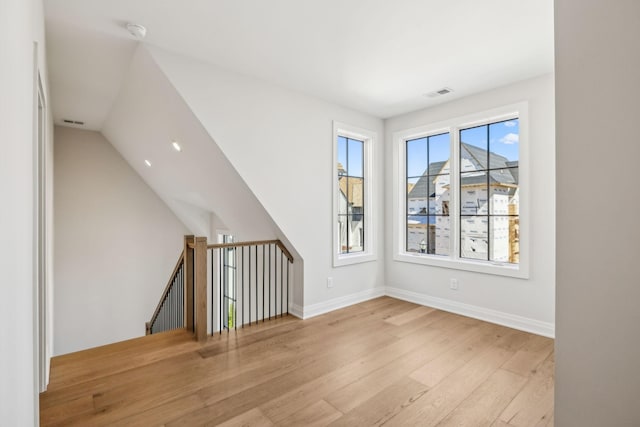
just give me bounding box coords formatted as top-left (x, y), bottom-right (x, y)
top-left (393, 103), bottom-right (528, 278)
top-left (333, 122), bottom-right (376, 267)
top-left (338, 136), bottom-right (364, 254)
top-left (219, 234), bottom-right (236, 330)
top-left (406, 132), bottom-right (451, 255)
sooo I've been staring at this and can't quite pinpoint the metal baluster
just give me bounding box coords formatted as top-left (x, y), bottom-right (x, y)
top-left (256, 245), bottom-right (260, 323)
top-left (268, 243), bottom-right (271, 320)
top-left (220, 248), bottom-right (223, 334)
top-left (280, 248), bottom-right (283, 317)
top-left (262, 244), bottom-right (265, 322)
top-left (178, 265), bottom-right (182, 328)
top-left (234, 245), bottom-right (237, 330)
top-left (249, 245), bottom-right (252, 326)
top-left (209, 248), bottom-right (213, 335)
top-left (241, 246), bottom-right (244, 328)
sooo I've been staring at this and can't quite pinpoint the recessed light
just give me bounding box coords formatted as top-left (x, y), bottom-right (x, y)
top-left (171, 141), bottom-right (182, 152)
top-left (144, 160), bottom-right (152, 167)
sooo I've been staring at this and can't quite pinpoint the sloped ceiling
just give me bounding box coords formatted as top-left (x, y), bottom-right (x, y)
top-left (45, 0), bottom-right (554, 129)
top-left (101, 46), bottom-right (287, 244)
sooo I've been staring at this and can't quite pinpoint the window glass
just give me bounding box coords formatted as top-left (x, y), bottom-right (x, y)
top-left (338, 136), bottom-right (365, 254)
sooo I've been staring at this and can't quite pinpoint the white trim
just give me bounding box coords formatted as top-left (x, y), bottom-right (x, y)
top-left (33, 43), bottom-right (50, 394)
top-left (385, 286), bottom-right (554, 338)
top-left (332, 121), bottom-right (377, 267)
top-left (289, 303), bottom-right (304, 319)
top-left (392, 102), bottom-right (529, 279)
top-left (294, 287), bottom-right (385, 319)
top-left (290, 287), bottom-right (553, 338)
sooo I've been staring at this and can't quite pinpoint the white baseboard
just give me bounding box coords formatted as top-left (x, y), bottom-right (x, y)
top-left (296, 287), bottom-right (386, 320)
top-left (289, 303), bottom-right (304, 319)
top-left (385, 286), bottom-right (555, 338)
top-left (287, 286), bottom-right (554, 338)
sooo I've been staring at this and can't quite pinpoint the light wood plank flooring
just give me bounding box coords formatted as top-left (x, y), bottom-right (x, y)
top-left (40, 297), bottom-right (554, 426)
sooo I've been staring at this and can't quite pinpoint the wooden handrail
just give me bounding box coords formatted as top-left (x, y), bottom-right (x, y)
top-left (196, 239), bottom-right (294, 263)
top-left (148, 251), bottom-right (184, 327)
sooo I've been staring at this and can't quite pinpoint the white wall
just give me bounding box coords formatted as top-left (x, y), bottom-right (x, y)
top-left (555, 1), bottom-right (640, 425)
top-left (53, 126), bottom-right (188, 355)
top-left (102, 47), bottom-right (281, 246)
top-left (146, 46), bottom-right (386, 312)
top-left (0, 0), bottom-right (51, 423)
top-left (384, 74), bottom-right (555, 336)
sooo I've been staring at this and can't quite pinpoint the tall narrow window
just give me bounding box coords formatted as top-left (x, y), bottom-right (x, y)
top-left (406, 132), bottom-right (450, 255)
top-left (459, 119), bottom-right (519, 263)
top-left (337, 136), bottom-right (364, 254)
top-left (333, 122), bottom-right (376, 267)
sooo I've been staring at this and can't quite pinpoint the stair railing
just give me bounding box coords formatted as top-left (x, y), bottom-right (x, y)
top-left (208, 240), bottom-right (294, 335)
top-left (145, 252), bottom-right (185, 335)
top-left (148, 235), bottom-right (294, 342)
top-left (146, 235), bottom-right (195, 335)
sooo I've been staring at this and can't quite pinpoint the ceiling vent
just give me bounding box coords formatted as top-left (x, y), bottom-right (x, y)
top-left (62, 119), bottom-right (85, 126)
top-left (425, 87), bottom-right (454, 98)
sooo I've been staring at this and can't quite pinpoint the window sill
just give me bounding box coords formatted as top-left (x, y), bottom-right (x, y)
top-left (393, 252), bottom-right (529, 279)
top-left (334, 251), bottom-right (377, 267)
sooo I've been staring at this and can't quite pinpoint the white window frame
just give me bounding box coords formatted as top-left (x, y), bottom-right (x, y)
top-left (392, 102), bottom-right (529, 278)
top-left (333, 121), bottom-right (376, 267)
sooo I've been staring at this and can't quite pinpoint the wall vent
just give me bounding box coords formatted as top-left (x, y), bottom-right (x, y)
top-left (62, 119), bottom-right (85, 126)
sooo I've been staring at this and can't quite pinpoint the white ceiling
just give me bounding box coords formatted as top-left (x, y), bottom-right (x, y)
top-left (44, 0), bottom-right (554, 129)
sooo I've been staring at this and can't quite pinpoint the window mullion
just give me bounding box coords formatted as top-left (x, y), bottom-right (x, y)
top-left (451, 127), bottom-right (461, 261)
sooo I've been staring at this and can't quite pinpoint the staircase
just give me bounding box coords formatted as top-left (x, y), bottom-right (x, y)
top-left (146, 235), bottom-right (294, 341)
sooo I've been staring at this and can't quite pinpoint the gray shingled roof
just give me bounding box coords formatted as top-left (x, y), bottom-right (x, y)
top-left (408, 161), bottom-right (446, 198)
top-left (408, 144), bottom-right (518, 199)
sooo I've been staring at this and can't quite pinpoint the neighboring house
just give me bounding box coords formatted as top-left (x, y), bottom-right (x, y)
top-left (407, 143), bottom-right (519, 263)
top-left (337, 163), bottom-right (364, 252)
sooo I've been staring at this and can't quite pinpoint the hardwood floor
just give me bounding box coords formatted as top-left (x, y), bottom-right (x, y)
top-left (40, 297), bottom-right (554, 426)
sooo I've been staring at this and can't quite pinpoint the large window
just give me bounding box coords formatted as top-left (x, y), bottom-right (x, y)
top-left (393, 104), bottom-right (527, 278)
top-left (333, 122), bottom-right (376, 267)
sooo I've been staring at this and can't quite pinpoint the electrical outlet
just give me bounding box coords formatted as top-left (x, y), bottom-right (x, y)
top-left (450, 278), bottom-right (459, 290)
top-left (327, 277), bottom-right (334, 288)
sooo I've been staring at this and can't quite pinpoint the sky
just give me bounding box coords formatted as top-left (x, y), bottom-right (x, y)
top-left (337, 136), bottom-right (363, 177)
top-left (406, 119), bottom-right (519, 178)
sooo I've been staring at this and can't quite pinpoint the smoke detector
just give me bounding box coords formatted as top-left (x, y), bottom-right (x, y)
top-left (126, 23), bottom-right (147, 39)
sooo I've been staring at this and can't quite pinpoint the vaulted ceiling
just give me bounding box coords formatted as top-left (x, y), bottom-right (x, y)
top-left (44, 0), bottom-right (554, 130)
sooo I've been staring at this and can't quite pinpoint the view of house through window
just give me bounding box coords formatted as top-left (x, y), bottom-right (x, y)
top-left (406, 132), bottom-right (451, 255)
top-left (337, 136), bottom-right (365, 254)
top-left (404, 117), bottom-right (519, 265)
top-left (459, 119), bottom-right (519, 263)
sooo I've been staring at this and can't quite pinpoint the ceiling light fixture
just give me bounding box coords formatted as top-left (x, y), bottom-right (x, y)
top-left (126, 23), bottom-right (147, 39)
top-left (171, 141), bottom-right (182, 152)
top-left (144, 160), bottom-right (152, 167)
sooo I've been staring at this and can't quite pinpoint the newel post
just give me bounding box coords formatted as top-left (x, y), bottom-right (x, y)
top-left (194, 236), bottom-right (208, 342)
top-left (184, 235), bottom-right (195, 332)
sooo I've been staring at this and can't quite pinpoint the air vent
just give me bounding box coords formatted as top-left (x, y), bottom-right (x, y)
top-left (62, 119), bottom-right (85, 126)
top-left (424, 87), bottom-right (454, 98)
